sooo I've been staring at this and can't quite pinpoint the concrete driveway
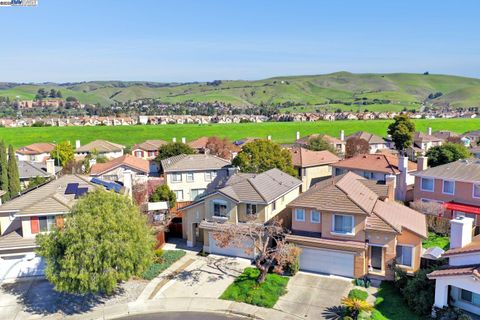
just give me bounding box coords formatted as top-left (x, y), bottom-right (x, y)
top-left (275, 272), bottom-right (353, 319)
top-left (152, 254), bottom-right (251, 299)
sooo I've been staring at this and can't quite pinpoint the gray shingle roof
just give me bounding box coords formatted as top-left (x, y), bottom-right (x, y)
top-left (18, 161), bottom-right (62, 179)
top-left (161, 154), bottom-right (231, 172)
top-left (75, 140), bottom-right (125, 153)
top-left (412, 159), bottom-right (480, 182)
top-left (347, 131), bottom-right (386, 145)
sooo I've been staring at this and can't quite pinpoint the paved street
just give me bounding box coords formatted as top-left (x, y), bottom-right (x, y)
top-left (116, 311), bottom-right (244, 320)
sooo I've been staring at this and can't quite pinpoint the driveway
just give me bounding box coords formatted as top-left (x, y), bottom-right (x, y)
top-left (151, 254), bottom-right (251, 299)
top-left (274, 272), bottom-right (353, 319)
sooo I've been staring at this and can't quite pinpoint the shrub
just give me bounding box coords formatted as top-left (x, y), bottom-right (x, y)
top-left (400, 269), bottom-right (436, 316)
top-left (348, 288), bottom-right (369, 301)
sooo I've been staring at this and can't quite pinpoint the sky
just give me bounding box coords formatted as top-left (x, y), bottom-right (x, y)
top-left (0, 0), bottom-right (479, 83)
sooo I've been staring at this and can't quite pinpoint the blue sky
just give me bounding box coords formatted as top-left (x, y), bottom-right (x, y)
top-left (0, 0), bottom-right (479, 82)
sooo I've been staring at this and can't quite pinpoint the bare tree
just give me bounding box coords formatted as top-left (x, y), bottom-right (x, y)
top-left (345, 137), bottom-right (370, 158)
top-left (211, 219), bottom-right (300, 283)
top-left (205, 136), bottom-right (239, 160)
top-left (410, 200), bottom-right (450, 235)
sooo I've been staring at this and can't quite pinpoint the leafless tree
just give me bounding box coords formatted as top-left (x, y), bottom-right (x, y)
top-left (211, 219), bottom-right (300, 283)
top-left (410, 200), bottom-right (450, 235)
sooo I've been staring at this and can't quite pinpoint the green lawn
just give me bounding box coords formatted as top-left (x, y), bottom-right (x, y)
top-left (372, 282), bottom-right (422, 320)
top-left (141, 250), bottom-right (186, 280)
top-left (1, 118), bottom-right (479, 148)
top-left (422, 232), bottom-right (450, 250)
top-left (220, 267), bottom-right (289, 308)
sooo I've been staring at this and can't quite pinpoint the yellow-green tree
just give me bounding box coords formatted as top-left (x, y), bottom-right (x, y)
top-left (50, 141), bottom-right (74, 167)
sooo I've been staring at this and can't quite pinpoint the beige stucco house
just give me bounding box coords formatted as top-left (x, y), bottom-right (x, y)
top-left (181, 168), bottom-right (302, 257)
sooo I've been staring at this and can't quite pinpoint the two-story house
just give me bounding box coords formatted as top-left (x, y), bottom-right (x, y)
top-left (75, 139), bottom-right (125, 159)
top-left (286, 172), bottom-right (427, 279)
top-left (406, 128), bottom-right (444, 160)
top-left (161, 154), bottom-right (232, 204)
top-left (131, 140), bottom-right (167, 160)
top-left (331, 153), bottom-right (418, 201)
top-left (295, 132), bottom-right (346, 156)
top-left (181, 168), bottom-right (302, 256)
top-left (15, 143), bottom-right (55, 163)
top-left (412, 158), bottom-right (480, 225)
top-left (289, 146), bottom-right (340, 192)
top-left (346, 131), bottom-right (388, 154)
top-left (90, 154), bottom-right (150, 186)
top-left (429, 216), bottom-right (480, 316)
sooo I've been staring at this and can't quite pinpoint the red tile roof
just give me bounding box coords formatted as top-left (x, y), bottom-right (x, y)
top-left (289, 147), bottom-right (340, 167)
top-left (16, 143), bottom-right (55, 155)
top-left (332, 153), bottom-right (417, 175)
top-left (90, 154), bottom-right (150, 175)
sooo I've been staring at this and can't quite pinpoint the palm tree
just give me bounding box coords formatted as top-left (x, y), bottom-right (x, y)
top-left (341, 297), bottom-right (373, 319)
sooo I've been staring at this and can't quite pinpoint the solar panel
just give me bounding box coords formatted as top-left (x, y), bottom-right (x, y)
top-left (74, 187), bottom-right (89, 199)
top-left (64, 183), bottom-right (79, 195)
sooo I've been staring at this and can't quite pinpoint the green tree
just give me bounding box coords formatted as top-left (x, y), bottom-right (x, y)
top-left (37, 190), bottom-right (155, 295)
top-left (7, 145), bottom-right (20, 197)
top-left (306, 136), bottom-right (336, 153)
top-left (425, 142), bottom-right (471, 167)
top-left (387, 114), bottom-right (416, 153)
top-left (149, 184), bottom-right (177, 208)
top-left (51, 141), bottom-right (75, 167)
top-left (49, 89), bottom-right (57, 98)
top-left (155, 142), bottom-right (195, 162)
top-left (232, 140), bottom-right (297, 176)
top-left (56, 90), bottom-right (62, 98)
top-left (0, 141), bottom-right (9, 200)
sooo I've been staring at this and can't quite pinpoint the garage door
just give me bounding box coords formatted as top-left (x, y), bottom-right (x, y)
top-left (208, 234), bottom-right (254, 259)
top-left (299, 247), bottom-right (354, 278)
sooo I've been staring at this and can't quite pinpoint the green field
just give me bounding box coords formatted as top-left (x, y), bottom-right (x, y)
top-left (1, 72), bottom-right (480, 110)
top-left (1, 118), bottom-right (479, 148)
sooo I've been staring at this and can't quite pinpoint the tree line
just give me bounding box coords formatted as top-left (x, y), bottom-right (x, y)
top-left (0, 140), bottom-right (20, 201)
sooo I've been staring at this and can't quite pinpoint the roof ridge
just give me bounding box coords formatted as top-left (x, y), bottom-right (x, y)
top-left (246, 175), bottom-right (268, 203)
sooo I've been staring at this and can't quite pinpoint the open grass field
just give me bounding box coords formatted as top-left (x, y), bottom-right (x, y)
top-left (1, 118), bottom-right (479, 148)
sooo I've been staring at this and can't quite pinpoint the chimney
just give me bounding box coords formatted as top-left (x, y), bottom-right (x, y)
top-left (450, 216), bottom-right (473, 251)
top-left (172, 137), bottom-right (177, 143)
top-left (340, 130), bottom-right (345, 141)
top-left (123, 170), bottom-right (133, 198)
top-left (427, 127), bottom-right (432, 136)
top-left (417, 156), bottom-right (428, 171)
top-left (385, 174), bottom-right (396, 201)
top-left (267, 135), bottom-right (272, 141)
top-left (75, 140), bottom-right (81, 149)
top-left (89, 158), bottom-right (97, 168)
top-left (181, 137), bottom-right (186, 144)
top-left (46, 159), bottom-right (56, 176)
top-left (296, 131), bottom-right (300, 140)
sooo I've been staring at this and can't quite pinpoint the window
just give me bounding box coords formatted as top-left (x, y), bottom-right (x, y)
top-left (191, 188), bottom-right (205, 200)
top-left (311, 210), bottom-right (321, 223)
top-left (173, 190), bottom-right (183, 200)
top-left (148, 151), bottom-right (155, 157)
top-left (295, 208), bottom-right (305, 222)
top-left (335, 168), bottom-right (343, 176)
top-left (213, 200), bottom-right (228, 218)
top-left (39, 216), bottom-right (56, 232)
top-left (186, 172), bottom-right (194, 182)
top-left (363, 171), bottom-right (373, 179)
top-left (333, 214), bottom-right (354, 234)
top-left (473, 184), bottom-right (480, 198)
top-left (421, 178), bottom-right (434, 192)
top-left (460, 289), bottom-right (480, 306)
top-left (272, 201), bottom-right (277, 211)
top-left (205, 171), bottom-right (217, 181)
top-left (171, 173), bottom-right (182, 183)
top-left (135, 151), bottom-right (143, 157)
top-left (246, 203), bottom-right (257, 215)
top-left (442, 180), bottom-right (455, 195)
top-left (396, 245), bottom-right (413, 267)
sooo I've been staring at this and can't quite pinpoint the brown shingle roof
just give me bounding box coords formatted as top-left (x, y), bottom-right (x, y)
top-left (132, 140), bottom-right (167, 151)
top-left (161, 154), bottom-right (231, 172)
top-left (16, 143), bottom-right (55, 155)
top-left (90, 154), bottom-right (150, 175)
top-left (413, 132), bottom-right (444, 143)
top-left (289, 147), bottom-right (340, 168)
top-left (75, 140), bottom-right (125, 153)
top-left (332, 153), bottom-right (417, 175)
top-left (373, 200), bottom-right (428, 238)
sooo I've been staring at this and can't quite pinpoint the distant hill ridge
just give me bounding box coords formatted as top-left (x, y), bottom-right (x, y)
top-left (1, 72), bottom-right (480, 108)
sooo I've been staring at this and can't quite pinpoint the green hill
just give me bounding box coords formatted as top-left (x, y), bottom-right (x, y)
top-left (1, 72), bottom-right (480, 110)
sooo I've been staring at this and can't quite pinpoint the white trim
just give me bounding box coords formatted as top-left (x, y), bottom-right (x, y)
top-left (310, 209), bottom-right (321, 224)
top-left (442, 180), bottom-right (455, 195)
top-left (14, 211), bottom-right (68, 218)
top-left (294, 208), bottom-right (305, 222)
top-left (420, 177), bottom-right (434, 192)
top-left (332, 214), bottom-right (355, 235)
top-left (396, 244), bottom-right (415, 268)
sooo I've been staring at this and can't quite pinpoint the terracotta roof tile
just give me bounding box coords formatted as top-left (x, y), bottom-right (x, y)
top-left (188, 137), bottom-right (210, 149)
top-left (289, 147), bottom-right (340, 167)
top-left (90, 154), bottom-right (150, 175)
top-left (428, 265), bottom-right (480, 279)
top-left (444, 235), bottom-right (480, 256)
top-left (16, 143), bottom-right (55, 155)
top-left (332, 153), bottom-right (417, 175)
top-left (132, 140), bottom-right (167, 151)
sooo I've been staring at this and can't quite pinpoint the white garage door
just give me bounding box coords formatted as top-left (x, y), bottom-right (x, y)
top-left (299, 247), bottom-right (354, 278)
top-left (208, 234), bottom-right (254, 259)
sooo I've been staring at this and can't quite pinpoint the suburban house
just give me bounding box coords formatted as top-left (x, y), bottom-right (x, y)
top-left (406, 128), bottom-right (444, 160)
top-left (0, 175), bottom-right (98, 258)
top-left (286, 172), bottom-right (427, 279)
top-left (412, 158), bottom-right (480, 225)
top-left (131, 140), bottom-right (166, 160)
top-left (346, 131), bottom-right (388, 154)
top-left (181, 168), bottom-right (302, 255)
top-left (289, 146), bottom-right (340, 191)
top-left (429, 216), bottom-right (480, 316)
top-left (295, 131), bottom-right (346, 156)
top-left (75, 139), bottom-right (125, 159)
top-left (188, 136), bottom-right (210, 153)
top-left (15, 143), bottom-right (55, 163)
top-left (331, 153), bottom-right (418, 201)
top-left (18, 159), bottom-right (61, 189)
top-left (89, 154), bottom-right (150, 187)
top-left (161, 154), bottom-right (232, 203)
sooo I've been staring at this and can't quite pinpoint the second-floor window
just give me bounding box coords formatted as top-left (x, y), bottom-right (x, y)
top-left (442, 180), bottom-right (455, 195)
top-left (332, 214), bottom-right (354, 235)
top-left (294, 208), bottom-right (305, 222)
top-left (171, 173), bottom-right (182, 183)
top-left (186, 172), bottom-right (194, 182)
top-left (246, 203), bottom-right (257, 216)
top-left (213, 200), bottom-right (228, 218)
top-left (205, 171), bottom-right (217, 181)
top-left (39, 216), bottom-right (56, 232)
top-left (173, 190), bottom-right (183, 200)
top-left (135, 150), bottom-right (143, 157)
top-left (148, 151), bottom-right (155, 157)
top-left (421, 178), bottom-right (434, 192)
top-left (191, 188), bottom-right (205, 200)
top-left (311, 210), bottom-right (321, 223)
top-left (474, 184), bottom-right (480, 198)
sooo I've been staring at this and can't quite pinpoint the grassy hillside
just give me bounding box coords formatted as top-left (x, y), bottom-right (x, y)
top-left (1, 73), bottom-right (480, 110)
top-left (0, 118), bottom-right (478, 149)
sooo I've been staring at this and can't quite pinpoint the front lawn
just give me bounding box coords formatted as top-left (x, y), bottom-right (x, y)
top-left (372, 282), bottom-right (422, 320)
top-left (423, 231), bottom-right (450, 250)
top-left (142, 250), bottom-right (186, 280)
top-left (220, 267), bottom-right (289, 308)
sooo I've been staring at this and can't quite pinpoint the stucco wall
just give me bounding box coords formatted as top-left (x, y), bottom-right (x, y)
top-left (414, 177), bottom-right (480, 206)
top-left (166, 169), bottom-right (228, 202)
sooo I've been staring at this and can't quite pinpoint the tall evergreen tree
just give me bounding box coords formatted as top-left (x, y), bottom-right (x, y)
top-left (7, 145), bottom-right (20, 198)
top-left (0, 141), bottom-right (8, 200)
